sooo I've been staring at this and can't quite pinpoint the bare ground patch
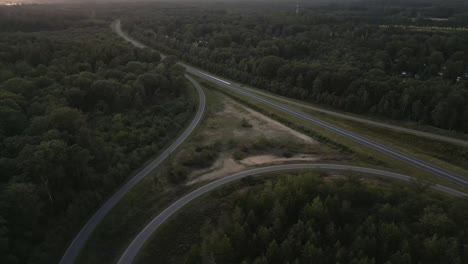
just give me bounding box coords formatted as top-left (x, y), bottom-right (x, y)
top-left (220, 97), bottom-right (318, 145)
top-left (187, 154), bottom-right (320, 185)
top-left (177, 92), bottom-right (341, 185)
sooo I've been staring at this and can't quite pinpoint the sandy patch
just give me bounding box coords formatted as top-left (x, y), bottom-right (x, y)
top-left (188, 154), bottom-right (319, 185)
top-left (216, 98), bottom-right (318, 145)
top-left (187, 96), bottom-right (322, 185)
top-left (187, 156), bottom-right (245, 185)
top-left (240, 154), bottom-right (318, 166)
top-left (239, 102), bottom-right (318, 145)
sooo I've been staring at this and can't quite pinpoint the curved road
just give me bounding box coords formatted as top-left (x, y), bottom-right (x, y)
top-left (113, 20), bottom-right (468, 187)
top-left (59, 75), bottom-right (205, 264)
top-left (112, 18), bottom-right (468, 147)
top-left (113, 19), bottom-right (468, 147)
top-left (118, 163), bottom-right (467, 264)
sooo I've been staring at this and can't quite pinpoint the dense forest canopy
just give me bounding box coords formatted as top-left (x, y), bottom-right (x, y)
top-left (0, 6), bottom-right (193, 264)
top-left (123, 1), bottom-right (468, 132)
top-left (0, 1), bottom-right (468, 264)
top-left (185, 175), bottom-right (468, 264)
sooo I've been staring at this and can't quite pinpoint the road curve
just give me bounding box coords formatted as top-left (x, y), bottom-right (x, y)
top-left (111, 20), bottom-right (147, 49)
top-left (113, 20), bottom-right (468, 187)
top-left (112, 18), bottom-right (468, 146)
top-left (59, 75), bottom-right (205, 264)
top-left (118, 163), bottom-right (466, 264)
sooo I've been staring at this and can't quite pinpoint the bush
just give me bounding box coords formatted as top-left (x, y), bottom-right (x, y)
top-left (168, 161), bottom-right (188, 184)
top-left (241, 118), bottom-right (252, 128)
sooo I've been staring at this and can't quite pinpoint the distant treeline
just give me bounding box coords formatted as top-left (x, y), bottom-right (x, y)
top-left (124, 4), bottom-right (468, 132)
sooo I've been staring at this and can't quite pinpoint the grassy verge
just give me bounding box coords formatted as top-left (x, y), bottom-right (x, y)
top-left (247, 88), bottom-right (468, 176)
top-left (194, 76), bottom-right (467, 193)
top-left (241, 84), bottom-right (468, 142)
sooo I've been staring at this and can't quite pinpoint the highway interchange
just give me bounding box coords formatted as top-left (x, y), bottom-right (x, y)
top-left (117, 17), bottom-right (468, 187)
top-left (182, 66), bottom-right (468, 187)
top-left (60, 20), bottom-right (468, 264)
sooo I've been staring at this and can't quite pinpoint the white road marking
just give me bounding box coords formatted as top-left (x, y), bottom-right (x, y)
top-left (198, 71), bottom-right (231, 85)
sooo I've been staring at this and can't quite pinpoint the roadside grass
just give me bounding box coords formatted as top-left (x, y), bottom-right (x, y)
top-left (243, 88), bottom-right (468, 177)
top-left (237, 81), bottom-right (468, 142)
top-left (194, 76), bottom-right (467, 193)
top-left (301, 109), bottom-right (468, 172)
top-left (380, 25), bottom-right (468, 33)
top-left (173, 88), bottom-right (338, 183)
top-left (133, 170), bottom-right (453, 264)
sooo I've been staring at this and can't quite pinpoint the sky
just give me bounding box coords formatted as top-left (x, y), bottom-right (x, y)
top-left (1, 0), bottom-right (334, 5)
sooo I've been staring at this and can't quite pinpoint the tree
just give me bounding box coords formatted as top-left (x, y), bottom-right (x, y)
top-left (0, 103), bottom-right (28, 136)
top-left (49, 107), bottom-right (86, 135)
top-left (136, 73), bottom-right (168, 100)
top-left (0, 216), bottom-right (18, 264)
top-left (0, 78), bottom-right (34, 97)
top-left (19, 140), bottom-right (68, 201)
top-left (431, 100), bottom-right (456, 130)
top-left (256, 56), bottom-right (284, 78)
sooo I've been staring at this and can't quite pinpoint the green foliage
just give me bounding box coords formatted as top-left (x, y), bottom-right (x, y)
top-left (180, 143), bottom-right (221, 169)
top-left (126, 3), bottom-right (468, 132)
top-left (187, 175), bottom-right (468, 264)
top-left (240, 118), bottom-right (252, 128)
top-left (169, 161), bottom-right (188, 184)
top-left (0, 11), bottom-right (193, 264)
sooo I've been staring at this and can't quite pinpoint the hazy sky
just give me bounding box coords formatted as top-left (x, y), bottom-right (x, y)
top-left (1, 0), bottom-right (331, 4)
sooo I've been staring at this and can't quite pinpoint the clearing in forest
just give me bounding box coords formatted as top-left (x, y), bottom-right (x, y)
top-left (177, 95), bottom-right (341, 185)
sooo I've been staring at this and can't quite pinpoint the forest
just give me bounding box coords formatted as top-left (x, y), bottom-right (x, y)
top-left (185, 174), bottom-right (468, 264)
top-left (0, 6), bottom-right (193, 264)
top-left (123, 1), bottom-right (468, 132)
top-left (1, 1), bottom-right (468, 263)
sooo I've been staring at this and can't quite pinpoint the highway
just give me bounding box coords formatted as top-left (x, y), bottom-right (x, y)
top-left (59, 75), bottom-right (205, 264)
top-left (117, 163), bottom-right (467, 264)
top-left (238, 85), bottom-right (468, 147)
top-left (94, 20), bottom-right (468, 264)
top-left (113, 20), bottom-right (468, 187)
top-left (183, 68), bottom-right (468, 187)
top-left (112, 18), bottom-right (468, 147)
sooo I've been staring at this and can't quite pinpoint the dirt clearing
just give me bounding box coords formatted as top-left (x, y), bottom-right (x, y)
top-left (179, 92), bottom-right (341, 186)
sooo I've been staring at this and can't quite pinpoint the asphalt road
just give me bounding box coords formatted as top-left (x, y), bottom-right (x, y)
top-left (117, 163), bottom-right (467, 264)
top-left (112, 20), bottom-right (468, 187)
top-left (111, 19), bottom-right (468, 147)
top-left (239, 85), bottom-right (468, 147)
top-left (184, 68), bottom-right (468, 187)
top-left (111, 20), bottom-right (147, 49)
top-left (59, 74), bottom-right (205, 264)
top-left (108, 20), bottom-right (468, 263)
